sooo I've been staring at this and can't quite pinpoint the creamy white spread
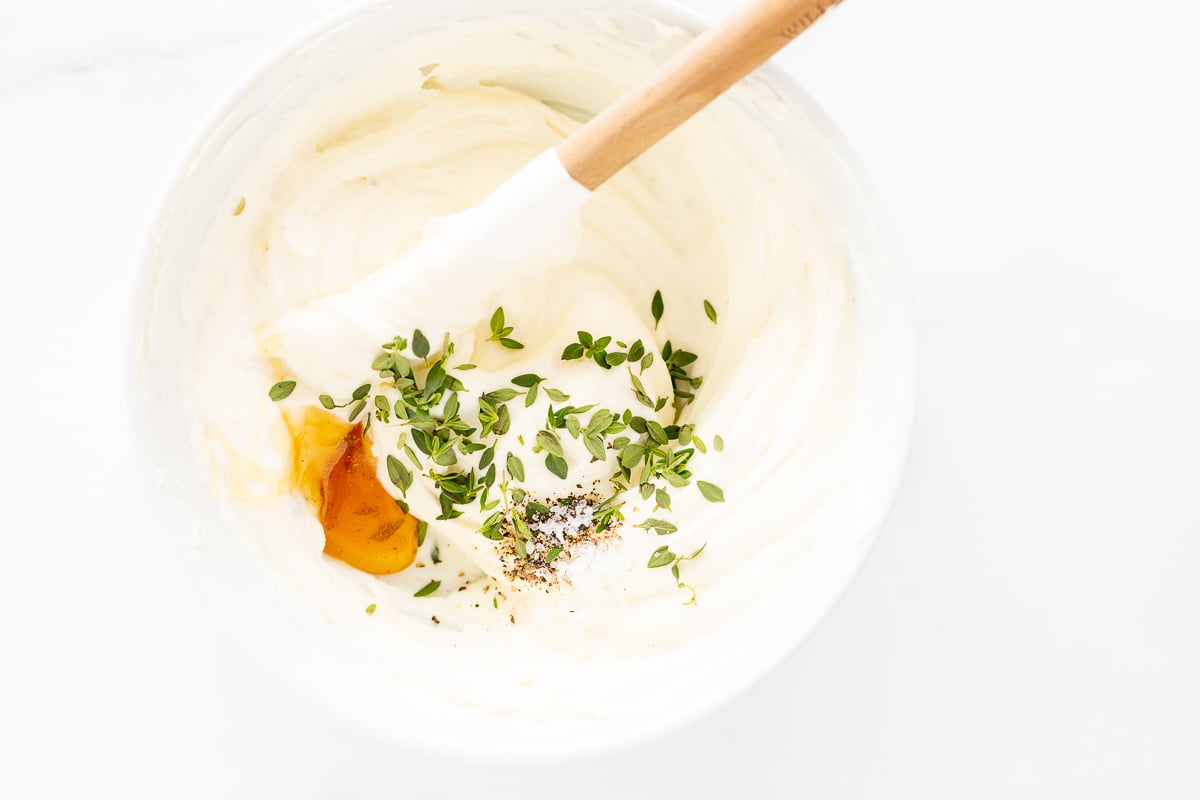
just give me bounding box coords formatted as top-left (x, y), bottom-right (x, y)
top-left (186, 14), bottom-right (864, 717)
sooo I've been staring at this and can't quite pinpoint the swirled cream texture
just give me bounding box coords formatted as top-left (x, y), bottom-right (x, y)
top-left (186, 15), bottom-right (865, 717)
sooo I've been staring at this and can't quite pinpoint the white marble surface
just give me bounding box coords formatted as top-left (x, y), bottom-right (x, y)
top-left (2, 0), bottom-right (1199, 797)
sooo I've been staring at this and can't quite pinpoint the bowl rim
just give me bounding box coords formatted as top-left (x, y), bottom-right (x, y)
top-left (128, 0), bottom-right (917, 761)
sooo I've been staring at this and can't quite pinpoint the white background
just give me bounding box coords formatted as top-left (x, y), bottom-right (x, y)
top-left (2, 0), bottom-right (1197, 796)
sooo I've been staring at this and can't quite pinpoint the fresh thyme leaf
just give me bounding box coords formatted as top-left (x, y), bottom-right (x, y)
top-left (605, 351), bottom-right (627, 367)
top-left (506, 452), bottom-right (525, 482)
top-left (511, 373), bottom-right (544, 388)
top-left (544, 387), bottom-right (569, 402)
top-left (584, 434), bottom-right (607, 461)
top-left (544, 453), bottom-right (569, 479)
top-left (268, 381), bottom-right (296, 401)
top-left (365, 603), bottom-right (377, 615)
top-left (561, 342), bottom-right (585, 360)
top-left (422, 362), bottom-right (446, 400)
top-left (489, 307), bottom-right (505, 336)
top-left (697, 481), bottom-right (725, 502)
top-left (656, 488), bottom-right (672, 511)
top-left (499, 338), bottom-right (525, 350)
top-left (664, 471), bottom-right (688, 488)
top-left (318, 394), bottom-right (336, 409)
top-left (494, 404), bottom-right (511, 435)
top-left (484, 388), bottom-right (520, 402)
top-left (455, 363), bottom-right (476, 370)
top-left (352, 383), bottom-right (371, 401)
top-left (524, 385), bottom-right (539, 407)
top-left (417, 520), bottom-right (429, 547)
top-left (431, 542), bottom-right (441, 563)
top-left (640, 353), bottom-right (654, 373)
top-left (566, 416), bottom-right (582, 438)
top-left (348, 399), bottom-right (366, 421)
top-left (704, 299), bottom-right (718, 324)
top-left (514, 538), bottom-right (528, 559)
top-left (374, 394), bottom-right (390, 421)
top-left (526, 502), bottom-right (550, 518)
top-left (713, 434), bottom-right (724, 452)
top-left (647, 545), bottom-right (675, 568)
top-left (513, 514), bottom-right (531, 540)
top-left (639, 483), bottom-right (655, 500)
top-left (651, 290), bottom-right (664, 329)
top-left (535, 429), bottom-right (565, 459)
top-left (585, 409), bottom-right (614, 436)
top-left (646, 420), bottom-right (668, 445)
top-left (628, 340), bottom-right (645, 362)
top-left (479, 446), bottom-right (495, 470)
top-left (629, 369), bottom-right (656, 409)
top-left (443, 391), bottom-right (460, 420)
top-left (413, 580), bottom-right (441, 597)
top-left (403, 444), bottom-right (421, 468)
top-left (386, 455), bottom-right (412, 494)
top-left (620, 443), bottom-right (646, 469)
top-left (545, 546), bottom-right (563, 563)
top-left (410, 329), bottom-right (429, 359)
top-left (577, 331), bottom-right (593, 347)
top-left (636, 518), bottom-right (678, 535)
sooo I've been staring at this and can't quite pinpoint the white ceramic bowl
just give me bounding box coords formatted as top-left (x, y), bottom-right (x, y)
top-left (132, 0), bottom-right (915, 760)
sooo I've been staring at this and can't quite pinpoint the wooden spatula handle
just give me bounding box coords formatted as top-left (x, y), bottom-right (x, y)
top-left (557, 0), bottom-right (841, 191)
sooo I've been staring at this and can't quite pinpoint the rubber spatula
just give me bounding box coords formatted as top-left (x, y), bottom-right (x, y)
top-left (269, 0), bottom-right (842, 388)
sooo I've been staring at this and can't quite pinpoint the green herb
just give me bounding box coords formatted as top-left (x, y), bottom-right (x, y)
top-left (635, 518), bottom-right (678, 535)
top-left (365, 603), bottom-right (377, 615)
top-left (544, 453), bottom-right (569, 479)
top-left (417, 520), bottom-right (429, 547)
top-left (268, 381), bottom-right (296, 401)
top-left (413, 580), bottom-right (441, 597)
top-left (704, 299), bottom-right (718, 324)
top-left (697, 481), bottom-right (725, 502)
top-left (713, 435), bottom-right (724, 452)
top-left (387, 455), bottom-right (412, 494)
top-left (545, 546), bottom-right (563, 563)
top-left (487, 306), bottom-right (524, 349)
top-left (318, 394), bottom-right (336, 409)
top-left (651, 290), bottom-right (664, 329)
top-left (647, 545), bottom-right (675, 568)
top-left (348, 399), bottom-right (366, 421)
top-left (535, 430), bottom-right (564, 459)
top-left (506, 452), bottom-right (525, 482)
top-left (412, 329), bottom-right (430, 359)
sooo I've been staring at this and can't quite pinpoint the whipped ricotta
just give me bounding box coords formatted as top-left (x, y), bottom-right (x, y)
top-left (185, 14), bottom-right (864, 717)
